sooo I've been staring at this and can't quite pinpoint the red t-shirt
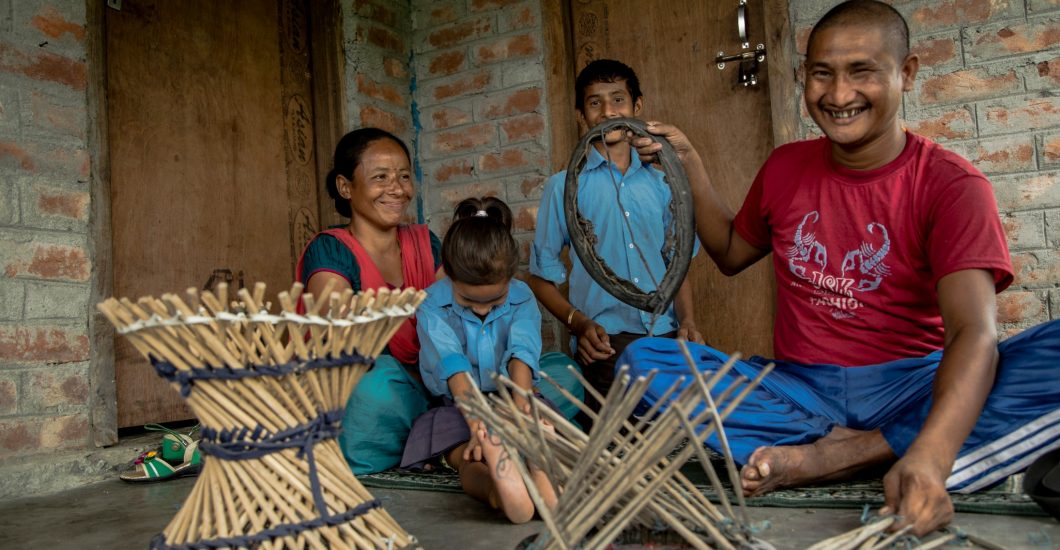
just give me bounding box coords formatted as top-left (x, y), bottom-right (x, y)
top-left (734, 133), bottom-right (1013, 366)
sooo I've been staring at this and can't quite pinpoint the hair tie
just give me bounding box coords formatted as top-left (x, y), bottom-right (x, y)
top-left (474, 210), bottom-right (488, 217)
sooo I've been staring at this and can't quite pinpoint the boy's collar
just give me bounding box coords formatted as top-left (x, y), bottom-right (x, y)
top-left (584, 144), bottom-right (642, 173)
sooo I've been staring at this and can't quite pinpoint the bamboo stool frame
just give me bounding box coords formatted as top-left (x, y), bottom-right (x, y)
top-left (99, 281), bottom-right (423, 550)
top-left (458, 340), bottom-right (777, 550)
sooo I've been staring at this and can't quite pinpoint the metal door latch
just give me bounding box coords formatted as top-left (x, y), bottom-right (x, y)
top-left (715, 43), bottom-right (766, 87)
top-left (714, 0), bottom-right (766, 87)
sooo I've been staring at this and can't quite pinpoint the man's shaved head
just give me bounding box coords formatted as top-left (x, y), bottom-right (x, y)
top-left (808, 0), bottom-right (910, 61)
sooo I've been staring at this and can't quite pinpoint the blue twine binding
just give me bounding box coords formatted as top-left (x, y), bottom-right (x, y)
top-left (146, 353), bottom-right (379, 548)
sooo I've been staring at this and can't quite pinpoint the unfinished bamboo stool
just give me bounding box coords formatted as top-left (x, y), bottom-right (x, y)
top-left (459, 341), bottom-right (777, 550)
top-left (98, 281), bottom-right (423, 549)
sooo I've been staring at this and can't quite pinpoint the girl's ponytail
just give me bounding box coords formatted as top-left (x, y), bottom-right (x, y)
top-left (443, 197), bottom-right (518, 285)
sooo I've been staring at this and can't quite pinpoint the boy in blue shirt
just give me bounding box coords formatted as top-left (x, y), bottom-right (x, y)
top-left (529, 59), bottom-right (701, 416)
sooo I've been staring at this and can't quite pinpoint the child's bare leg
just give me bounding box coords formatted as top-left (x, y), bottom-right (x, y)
top-left (476, 427), bottom-right (535, 524)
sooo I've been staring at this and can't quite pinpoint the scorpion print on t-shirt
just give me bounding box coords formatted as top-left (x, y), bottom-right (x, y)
top-left (786, 210), bottom-right (893, 320)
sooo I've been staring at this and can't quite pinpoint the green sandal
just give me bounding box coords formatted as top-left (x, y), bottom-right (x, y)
top-left (119, 440), bottom-right (202, 482)
top-left (145, 423), bottom-right (200, 463)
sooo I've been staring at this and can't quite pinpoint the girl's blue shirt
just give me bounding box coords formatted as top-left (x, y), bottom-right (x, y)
top-left (416, 277), bottom-right (542, 398)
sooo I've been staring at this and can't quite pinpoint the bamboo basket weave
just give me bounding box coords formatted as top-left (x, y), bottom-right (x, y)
top-left (98, 280), bottom-right (423, 550)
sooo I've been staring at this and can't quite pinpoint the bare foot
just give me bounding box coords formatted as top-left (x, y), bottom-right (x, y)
top-left (478, 428), bottom-right (535, 524)
top-left (529, 469), bottom-right (558, 511)
top-left (740, 427), bottom-right (896, 497)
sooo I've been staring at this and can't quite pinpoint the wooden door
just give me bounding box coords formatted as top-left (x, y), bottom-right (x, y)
top-left (106, 0), bottom-right (320, 427)
top-left (567, 1), bottom-right (779, 356)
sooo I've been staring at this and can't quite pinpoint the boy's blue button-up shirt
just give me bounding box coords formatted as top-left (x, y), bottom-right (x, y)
top-left (416, 277), bottom-right (542, 398)
top-left (530, 145), bottom-right (696, 339)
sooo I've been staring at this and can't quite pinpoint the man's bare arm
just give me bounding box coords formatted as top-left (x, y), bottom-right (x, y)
top-left (634, 122), bottom-right (768, 275)
top-left (882, 268), bottom-right (999, 535)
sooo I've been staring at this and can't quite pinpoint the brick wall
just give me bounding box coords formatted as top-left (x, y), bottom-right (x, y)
top-left (343, 0), bottom-right (413, 145)
top-left (409, 0), bottom-right (561, 348)
top-left (788, 0), bottom-right (1060, 335)
top-left (0, 1), bottom-right (92, 460)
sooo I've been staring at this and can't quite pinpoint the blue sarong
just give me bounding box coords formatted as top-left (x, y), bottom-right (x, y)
top-left (620, 319), bottom-right (1060, 493)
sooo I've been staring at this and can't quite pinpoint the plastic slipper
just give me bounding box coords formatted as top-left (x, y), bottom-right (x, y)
top-left (119, 441), bottom-right (202, 482)
top-left (145, 423), bottom-right (200, 463)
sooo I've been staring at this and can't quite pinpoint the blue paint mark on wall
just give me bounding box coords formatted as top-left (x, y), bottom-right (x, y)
top-left (409, 49), bottom-right (425, 225)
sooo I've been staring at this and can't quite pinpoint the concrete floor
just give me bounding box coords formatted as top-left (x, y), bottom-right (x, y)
top-left (0, 477), bottom-right (1056, 549)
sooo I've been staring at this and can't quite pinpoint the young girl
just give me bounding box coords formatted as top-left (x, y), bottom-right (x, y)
top-left (402, 197), bottom-right (557, 524)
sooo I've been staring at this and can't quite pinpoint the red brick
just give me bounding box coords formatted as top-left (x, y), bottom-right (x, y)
top-left (0, 374), bottom-right (16, 415)
top-left (471, 0), bottom-right (524, 10)
top-left (1011, 249), bottom-right (1060, 287)
top-left (0, 141), bottom-right (35, 170)
top-left (480, 87), bottom-right (541, 119)
top-left (500, 113), bottom-right (545, 143)
top-left (5, 243), bottom-right (90, 282)
top-left (426, 50), bottom-right (466, 77)
top-left (432, 181), bottom-right (504, 213)
top-left (1044, 134), bottom-right (1060, 166)
top-left (905, 107), bottom-right (975, 141)
top-left (515, 174), bottom-right (546, 201)
top-left (996, 291), bottom-right (1044, 323)
top-left (953, 136), bottom-right (1035, 174)
top-left (433, 157), bottom-right (475, 183)
top-left (0, 326), bottom-right (89, 363)
top-left (353, 0), bottom-right (399, 28)
top-left (480, 145), bottom-right (546, 174)
top-left (356, 74), bottom-right (405, 107)
top-left (428, 5), bottom-right (460, 26)
top-left (427, 17), bottom-right (492, 50)
top-left (911, 37), bottom-right (958, 68)
top-left (501, 4), bottom-right (538, 32)
top-left (24, 367), bottom-right (88, 411)
top-left (433, 71), bottom-right (491, 101)
top-left (429, 122), bottom-right (497, 154)
top-left (917, 68), bottom-right (1020, 106)
top-left (795, 25), bottom-right (812, 56)
top-left (1031, 56), bottom-right (1060, 89)
top-left (909, 0), bottom-right (1019, 34)
top-left (980, 96), bottom-right (1060, 136)
top-left (474, 34), bottom-right (539, 65)
top-left (991, 171), bottom-right (1060, 211)
top-left (27, 90), bottom-right (85, 139)
top-left (428, 105), bottom-right (473, 130)
top-left (0, 420), bottom-right (39, 457)
top-left (512, 203), bottom-right (537, 232)
top-left (36, 189), bottom-right (89, 221)
top-left (359, 105), bottom-right (408, 135)
top-left (31, 6), bottom-right (85, 42)
top-left (366, 25), bottom-right (405, 54)
top-left (967, 18), bottom-right (1060, 61)
top-left (0, 43), bottom-right (86, 90)
top-left (383, 57), bottom-right (407, 79)
top-left (1002, 212), bottom-right (1046, 250)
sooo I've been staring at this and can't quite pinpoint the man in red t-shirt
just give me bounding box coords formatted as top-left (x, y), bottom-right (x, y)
top-left (627, 0), bottom-right (1060, 536)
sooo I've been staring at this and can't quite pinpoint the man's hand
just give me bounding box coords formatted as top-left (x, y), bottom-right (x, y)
top-left (463, 418), bottom-right (487, 462)
top-left (880, 449), bottom-right (954, 536)
top-left (677, 322), bottom-right (704, 345)
top-left (573, 318), bottom-right (614, 364)
top-left (632, 122), bottom-right (696, 163)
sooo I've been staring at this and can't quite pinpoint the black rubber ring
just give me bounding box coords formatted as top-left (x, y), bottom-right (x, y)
top-left (563, 117), bottom-right (695, 315)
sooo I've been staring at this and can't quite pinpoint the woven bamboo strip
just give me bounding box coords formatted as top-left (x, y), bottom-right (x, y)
top-left (99, 283), bottom-right (421, 549)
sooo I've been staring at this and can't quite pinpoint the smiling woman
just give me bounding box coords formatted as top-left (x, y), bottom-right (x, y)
top-left (294, 128), bottom-right (445, 475)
